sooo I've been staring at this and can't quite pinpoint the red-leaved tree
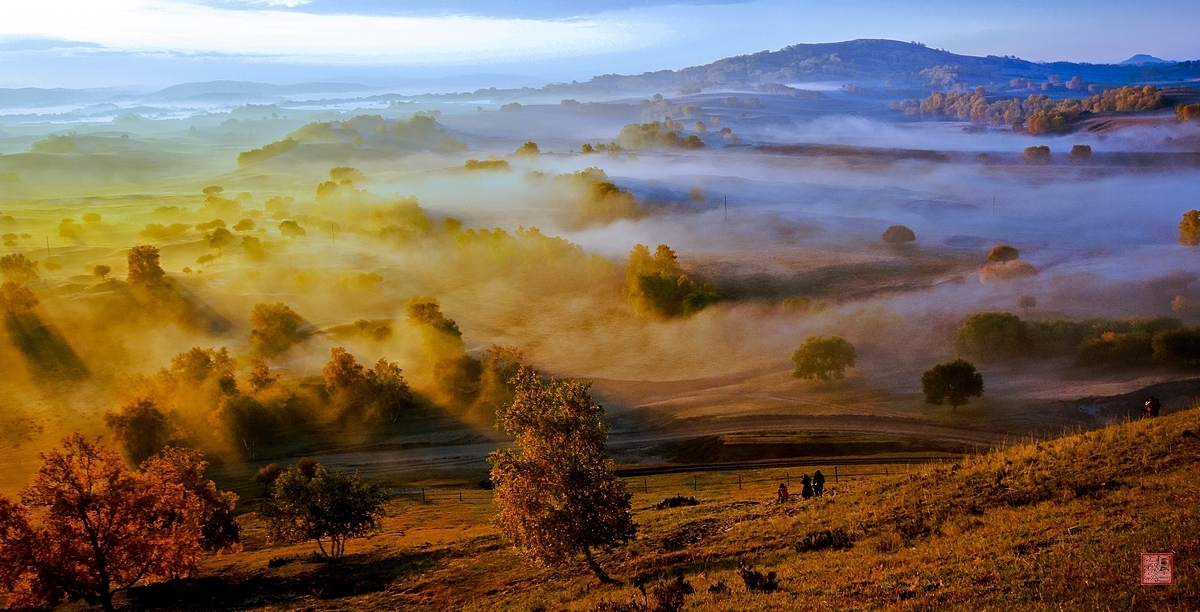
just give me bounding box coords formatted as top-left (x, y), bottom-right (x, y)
top-left (0, 435), bottom-right (237, 612)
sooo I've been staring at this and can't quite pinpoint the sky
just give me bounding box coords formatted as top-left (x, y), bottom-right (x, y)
top-left (1, 0), bottom-right (1198, 89)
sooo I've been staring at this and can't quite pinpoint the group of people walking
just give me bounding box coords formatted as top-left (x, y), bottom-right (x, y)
top-left (776, 470), bottom-right (824, 503)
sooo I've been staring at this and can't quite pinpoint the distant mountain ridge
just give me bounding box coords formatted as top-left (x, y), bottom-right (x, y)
top-left (584, 39), bottom-right (1200, 92)
top-left (1121, 54), bottom-right (1170, 66)
top-left (2, 40), bottom-right (1198, 112)
top-left (150, 80), bottom-right (379, 100)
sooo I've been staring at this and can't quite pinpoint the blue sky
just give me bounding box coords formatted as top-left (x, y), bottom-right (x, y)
top-left (2, 0), bottom-right (1198, 89)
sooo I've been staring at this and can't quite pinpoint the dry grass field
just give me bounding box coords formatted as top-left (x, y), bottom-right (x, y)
top-left (108, 403), bottom-right (1200, 611)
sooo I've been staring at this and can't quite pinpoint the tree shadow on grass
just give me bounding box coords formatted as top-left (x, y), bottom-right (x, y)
top-left (4, 311), bottom-right (88, 380)
top-left (123, 549), bottom-right (445, 610)
top-left (87, 278), bottom-right (232, 336)
top-left (150, 280), bottom-right (234, 336)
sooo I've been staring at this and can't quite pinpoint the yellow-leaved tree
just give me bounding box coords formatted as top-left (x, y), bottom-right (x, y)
top-left (1179, 210), bottom-right (1200, 246)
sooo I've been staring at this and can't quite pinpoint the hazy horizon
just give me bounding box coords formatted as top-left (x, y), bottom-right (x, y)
top-left (3, 0), bottom-right (1200, 90)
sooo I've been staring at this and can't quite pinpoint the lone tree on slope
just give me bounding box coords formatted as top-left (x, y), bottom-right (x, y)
top-left (488, 367), bottom-right (636, 583)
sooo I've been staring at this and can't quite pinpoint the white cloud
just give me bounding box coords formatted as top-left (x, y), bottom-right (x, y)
top-left (0, 0), bottom-right (666, 65)
top-left (222, 0), bottom-right (312, 7)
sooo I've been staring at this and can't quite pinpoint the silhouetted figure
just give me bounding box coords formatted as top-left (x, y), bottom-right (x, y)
top-left (812, 470), bottom-right (825, 497)
top-left (1144, 396), bottom-right (1162, 418)
top-left (801, 474), bottom-right (813, 499)
top-left (777, 483), bottom-right (789, 503)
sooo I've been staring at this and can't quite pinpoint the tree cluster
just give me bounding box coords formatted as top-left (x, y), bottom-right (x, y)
top-left (617, 121), bottom-right (704, 150)
top-left (0, 253), bottom-right (38, 283)
top-left (107, 342), bottom-right (303, 462)
top-left (892, 86), bottom-right (1165, 134)
top-left (238, 114), bottom-right (466, 166)
top-left (1022, 146), bottom-right (1051, 163)
top-left (625, 244), bottom-right (720, 318)
top-left (1176, 103), bottom-right (1200, 122)
top-left (249, 302), bottom-right (309, 357)
top-left (580, 141), bottom-right (623, 154)
top-left (464, 158), bottom-right (511, 171)
top-left (1179, 210), bottom-right (1200, 246)
top-left (514, 141), bottom-right (540, 156)
top-left (548, 166), bottom-right (647, 228)
top-left (322, 347), bottom-right (416, 425)
top-left (577, 179), bottom-right (645, 227)
top-left (451, 224), bottom-right (612, 294)
top-left (954, 311), bottom-right (1192, 367)
top-left (237, 138), bottom-right (299, 166)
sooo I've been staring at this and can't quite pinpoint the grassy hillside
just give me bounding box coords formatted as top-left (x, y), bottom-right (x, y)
top-left (120, 405), bottom-right (1199, 611)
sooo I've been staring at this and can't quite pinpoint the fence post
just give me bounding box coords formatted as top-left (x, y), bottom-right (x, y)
top-left (693, 475), bottom-right (698, 491)
top-left (738, 475), bottom-right (742, 490)
top-left (834, 466), bottom-right (838, 483)
top-left (644, 478), bottom-right (648, 494)
top-left (786, 472), bottom-right (790, 487)
top-left (459, 490), bottom-right (463, 502)
top-left (421, 487), bottom-right (425, 503)
top-left (885, 467), bottom-right (889, 476)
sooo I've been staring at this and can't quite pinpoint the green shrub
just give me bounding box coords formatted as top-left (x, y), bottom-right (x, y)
top-left (1076, 332), bottom-right (1154, 367)
top-left (1152, 327), bottom-right (1200, 366)
top-left (954, 312), bottom-right (1031, 361)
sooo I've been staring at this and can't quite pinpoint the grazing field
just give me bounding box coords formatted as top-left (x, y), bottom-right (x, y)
top-left (113, 403), bottom-right (1199, 611)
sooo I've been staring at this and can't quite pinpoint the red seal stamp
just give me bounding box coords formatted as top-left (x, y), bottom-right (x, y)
top-left (1141, 553), bottom-right (1174, 585)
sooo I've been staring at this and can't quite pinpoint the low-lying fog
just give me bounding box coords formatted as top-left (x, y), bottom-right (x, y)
top-left (1, 89), bottom-right (1197, 487)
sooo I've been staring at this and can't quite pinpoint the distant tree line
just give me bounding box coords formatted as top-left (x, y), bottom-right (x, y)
top-left (954, 311), bottom-right (1200, 367)
top-left (617, 121), bottom-right (704, 150)
top-left (892, 85), bottom-right (1166, 134)
top-left (238, 114), bottom-right (466, 167)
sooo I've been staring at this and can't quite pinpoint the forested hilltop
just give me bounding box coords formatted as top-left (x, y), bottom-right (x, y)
top-left (576, 39), bottom-right (1200, 93)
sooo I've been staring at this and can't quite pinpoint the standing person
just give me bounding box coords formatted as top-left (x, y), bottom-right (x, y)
top-left (812, 470), bottom-right (825, 497)
top-left (801, 474), bottom-right (813, 499)
top-left (1144, 396), bottom-right (1162, 418)
top-left (777, 483), bottom-right (789, 504)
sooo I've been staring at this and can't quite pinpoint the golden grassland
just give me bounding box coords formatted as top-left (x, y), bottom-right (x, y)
top-left (117, 405), bottom-right (1200, 611)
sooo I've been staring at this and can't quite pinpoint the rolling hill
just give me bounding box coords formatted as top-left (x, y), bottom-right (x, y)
top-left (583, 39), bottom-right (1200, 92)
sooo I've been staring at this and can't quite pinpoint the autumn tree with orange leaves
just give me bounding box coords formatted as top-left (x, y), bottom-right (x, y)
top-left (0, 435), bottom-right (238, 612)
top-left (488, 367), bottom-right (636, 583)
